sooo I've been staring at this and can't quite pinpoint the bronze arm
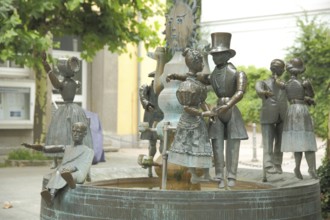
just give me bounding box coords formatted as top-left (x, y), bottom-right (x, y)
top-left (225, 71), bottom-right (247, 108)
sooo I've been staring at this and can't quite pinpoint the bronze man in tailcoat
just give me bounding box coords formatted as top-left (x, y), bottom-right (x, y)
top-left (200, 32), bottom-right (248, 188)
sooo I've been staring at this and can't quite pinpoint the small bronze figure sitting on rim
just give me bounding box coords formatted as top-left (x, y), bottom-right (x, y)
top-left (22, 122), bottom-right (94, 205)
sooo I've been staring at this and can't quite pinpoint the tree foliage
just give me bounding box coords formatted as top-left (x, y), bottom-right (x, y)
top-left (0, 0), bottom-right (164, 143)
top-left (236, 66), bottom-right (270, 125)
top-left (285, 15), bottom-right (330, 139)
top-left (0, 0), bottom-right (164, 64)
top-left (318, 158), bottom-right (330, 219)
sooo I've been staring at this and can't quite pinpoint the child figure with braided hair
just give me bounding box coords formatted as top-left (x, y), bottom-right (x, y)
top-left (167, 48), bottom-right (214, 184)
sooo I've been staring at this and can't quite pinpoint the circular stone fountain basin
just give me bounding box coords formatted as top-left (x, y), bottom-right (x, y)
top-left (40, 169), bottom-right (322, 220)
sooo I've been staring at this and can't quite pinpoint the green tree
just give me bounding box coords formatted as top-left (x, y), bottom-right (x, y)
top-left (236, 65), bottom-right (270, 125)
top-left (0, 0), bottom-right (164, 143)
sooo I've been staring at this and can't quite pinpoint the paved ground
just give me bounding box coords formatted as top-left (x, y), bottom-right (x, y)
top-left (0, 131), bottom-right (326, 220)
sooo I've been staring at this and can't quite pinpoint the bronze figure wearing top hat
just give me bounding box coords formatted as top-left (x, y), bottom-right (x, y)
top-left (209, 32), bottom-right (236, 58)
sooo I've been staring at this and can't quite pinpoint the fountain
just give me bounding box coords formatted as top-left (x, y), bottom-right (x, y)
top-left (40, 169), bottom-right (321, 219)
top-left (39, 1), bottom-right (322, 219)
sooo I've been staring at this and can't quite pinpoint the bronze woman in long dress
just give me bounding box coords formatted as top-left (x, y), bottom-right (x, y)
top-left (42, 54), bottom-right (93, 168)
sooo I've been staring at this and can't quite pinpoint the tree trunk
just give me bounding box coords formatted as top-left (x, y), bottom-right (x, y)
top-left (33, 64), bottom-right (48, 144)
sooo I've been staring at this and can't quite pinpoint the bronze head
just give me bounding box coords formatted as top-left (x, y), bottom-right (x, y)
top-left (270, 59), bottom-right (285, 77)
top-left (182, 48), bottom-right (204, 74)
top-left (286, 58), bottom-right (305, 75)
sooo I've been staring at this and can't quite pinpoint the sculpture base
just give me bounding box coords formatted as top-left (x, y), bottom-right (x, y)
top-left (40, 168), bottom-right (321, 220)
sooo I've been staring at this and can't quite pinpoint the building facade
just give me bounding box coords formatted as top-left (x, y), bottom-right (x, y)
top-left (201, 0), bottom-right (330, 69)
top-left (0, 35), bottom-right (159, 154)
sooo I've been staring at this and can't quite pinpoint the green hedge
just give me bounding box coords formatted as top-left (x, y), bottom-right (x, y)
top-left (8, 148), bottom-right (49, 160)
top-left (317, 156), bottom-right (330, 219)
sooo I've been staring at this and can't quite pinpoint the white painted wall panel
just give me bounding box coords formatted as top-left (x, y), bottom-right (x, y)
top-left (201, 0), bottom-right (330, 68)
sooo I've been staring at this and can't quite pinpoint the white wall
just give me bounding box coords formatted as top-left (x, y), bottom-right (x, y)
top-left (201, 0), bottom-right (330, 68)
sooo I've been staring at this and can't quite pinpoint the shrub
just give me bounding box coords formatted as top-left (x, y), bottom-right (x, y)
top-left (317, 157), bottom-right (330, 219)
top-left (8, 148), bottom-right (49, 160)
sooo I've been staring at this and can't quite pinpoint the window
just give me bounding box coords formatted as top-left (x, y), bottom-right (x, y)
top-left (0, 80), bottom-right (35, 129)
top-left (0, 59), bottom-right (30, 77)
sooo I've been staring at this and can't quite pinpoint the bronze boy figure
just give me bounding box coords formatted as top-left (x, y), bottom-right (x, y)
top-left (255, 59), bottom-right (287, 176)
top-left (23, 122), bottom-right (94, 205)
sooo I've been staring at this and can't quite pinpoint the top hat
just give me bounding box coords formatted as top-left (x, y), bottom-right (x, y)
top-left (209, 32), bottom-right (236, 58)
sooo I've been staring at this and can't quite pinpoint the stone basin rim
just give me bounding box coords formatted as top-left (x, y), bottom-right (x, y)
top-left (41, 170), bottom-right (322, 220)
top-left (84, 176), bottom-right (319, 192)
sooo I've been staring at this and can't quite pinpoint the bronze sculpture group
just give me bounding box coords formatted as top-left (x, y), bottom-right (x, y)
top-left (14, 0), bottom-right (319, 216)
top-left (140, 32), bottom-right (319, 188)
top-left (143, 32), bottom-right (249, 188)
top-left (21, 54), bottom-right (95, 205)
top-left (255, 57), bottom-right (318, 181)
top-left (22, 33), bottom-right (318, 207)
top-left (41, 53), bottom-right (93, 168)
top-left (21, 33), bottom-right (318, 208)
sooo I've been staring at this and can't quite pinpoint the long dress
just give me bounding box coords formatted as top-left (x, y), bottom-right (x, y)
top-left (281, 77), bottom-right (317, 152)
top-left (45, 77), bottom-right (93, 158)
top-left (168, 76), bottom-right (213, 168)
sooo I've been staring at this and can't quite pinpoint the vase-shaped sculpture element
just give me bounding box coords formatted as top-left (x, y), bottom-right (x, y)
top-left (156, 51), bottom-right (187, 137)
top-left (152, 47), bottom-right (167, 96)
top-left (155, 0), bottom-right (198, 138)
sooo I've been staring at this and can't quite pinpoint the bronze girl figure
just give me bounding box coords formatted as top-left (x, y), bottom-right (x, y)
top-left (276, 57), bottom-right (318, 179)
top-left (167, 48), bottom-right (213, 184)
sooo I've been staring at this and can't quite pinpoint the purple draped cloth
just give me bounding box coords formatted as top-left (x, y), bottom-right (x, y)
top-left (84, 110), bottom-right (105, 164)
